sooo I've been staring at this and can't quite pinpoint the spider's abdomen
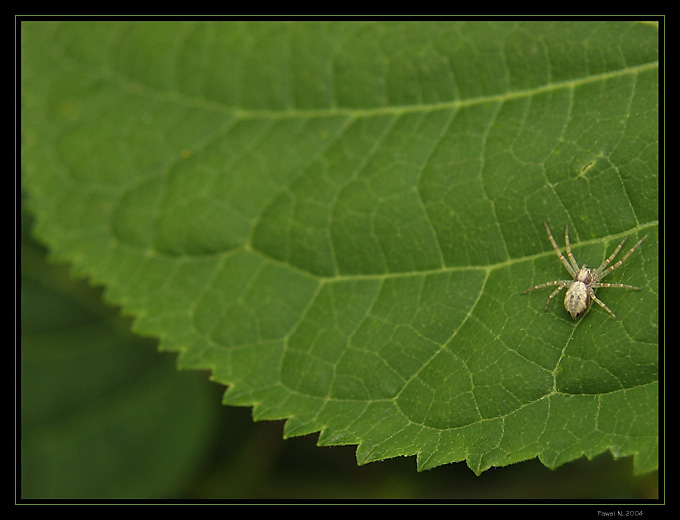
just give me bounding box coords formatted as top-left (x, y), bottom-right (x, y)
top-left (564, 281), bottom-right (590, 320)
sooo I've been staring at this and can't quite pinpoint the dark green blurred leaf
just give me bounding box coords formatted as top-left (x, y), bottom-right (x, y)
top-left (21, 230), bottom-right (216, 498)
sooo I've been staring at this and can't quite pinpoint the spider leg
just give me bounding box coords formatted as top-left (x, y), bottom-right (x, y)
top-left (596, 235), bottom-right (628, 274)
top-left (544, 286), bottom-right (566, 312)
top-left (544, 222), bottom-right (576, 277)
top-left (598, 233), bottom-right (649, 279)
top-left (521, 280), bottom-right (570, 294)
top-left (592, 282), bottom-right (642, 291)
top-left (564, 224), bottom-right (580, 273)
top-left (589, 288), bottom-right (618, 320)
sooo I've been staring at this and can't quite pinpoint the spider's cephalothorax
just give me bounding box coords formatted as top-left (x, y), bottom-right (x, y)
top-left (522, 222), bottom-right (648, 320)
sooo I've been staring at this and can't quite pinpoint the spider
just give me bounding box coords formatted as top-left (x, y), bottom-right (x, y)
top-left (521, 222), bottom-right (649, 320)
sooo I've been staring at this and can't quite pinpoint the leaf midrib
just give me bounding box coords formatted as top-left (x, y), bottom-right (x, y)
top-left (106, 56), bottom-right (658, 122)
top-left (105, 217), bottom-right (656, 285)
top-left (251, 219), bottom-right (656, 281)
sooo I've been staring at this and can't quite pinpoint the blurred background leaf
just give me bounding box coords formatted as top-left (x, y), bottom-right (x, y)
top-left (20, 209), bottom-right (218, 498)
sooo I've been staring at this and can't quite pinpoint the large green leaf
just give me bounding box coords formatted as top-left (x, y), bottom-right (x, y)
top-left (21, 20), bottom-right (658, 475)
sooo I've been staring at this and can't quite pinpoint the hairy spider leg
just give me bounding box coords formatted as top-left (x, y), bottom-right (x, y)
top-left (563, 224), bottom-right (580, 273)
top-left (598, 234), bottom-right (649, 279)
top-left (521, 279), bottom-right (572, 294)
top-left (594, 234), bottom-right (629, 275)
top-left (544, 285), bottom-right (568, 312)
top-left (543, 222), bottom-right (576, 276)
top-left (592, 282), bottom-right (642, 290)
top-left (588, 288), bottom-right (618, 319)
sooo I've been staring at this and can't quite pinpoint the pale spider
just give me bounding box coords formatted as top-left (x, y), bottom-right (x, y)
top-left (522, 222), bottom-right (649, 320)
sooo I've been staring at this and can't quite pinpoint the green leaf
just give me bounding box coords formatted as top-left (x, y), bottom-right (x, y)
top-left (20, 213), bottom-right (217, 498)
top-left (21, 20), bottom-right (658, 475)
